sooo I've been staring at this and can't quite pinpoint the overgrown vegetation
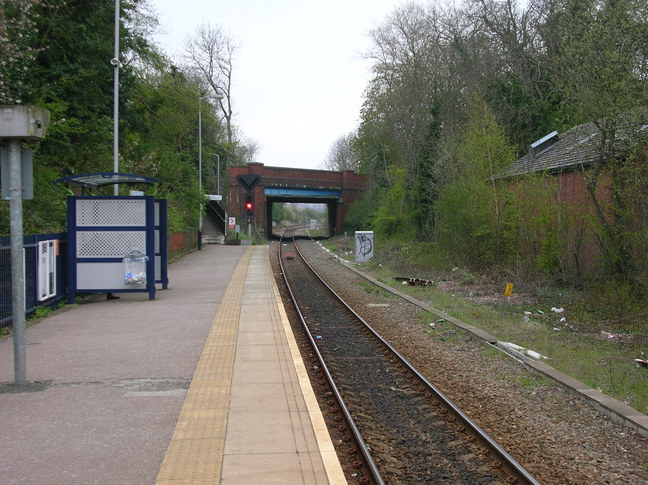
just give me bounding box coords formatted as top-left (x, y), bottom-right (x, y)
top-left (342, 0), bottom-right (648, 297)
top-left (0, 0), bottom-right (252, 236)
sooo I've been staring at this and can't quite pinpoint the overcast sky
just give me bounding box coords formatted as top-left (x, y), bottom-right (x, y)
top-left (150, 0), bottom-right (411, 170)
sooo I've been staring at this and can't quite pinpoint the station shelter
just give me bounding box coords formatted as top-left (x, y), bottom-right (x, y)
top-left (56, 173), bottom-right (168, 303)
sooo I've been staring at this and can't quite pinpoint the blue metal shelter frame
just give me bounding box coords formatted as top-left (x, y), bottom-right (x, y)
top-left (154, 200), bottom-right (169, 290)
top-left (57, 173), bottom-right (167, 303)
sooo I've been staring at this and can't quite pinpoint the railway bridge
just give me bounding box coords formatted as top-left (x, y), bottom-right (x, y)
top-left (227, 163), bottom-right (366, 237)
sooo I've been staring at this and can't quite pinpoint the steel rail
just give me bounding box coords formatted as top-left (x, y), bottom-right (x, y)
top-left (278, 230), bottom-right (385, 484)
top-left (292, 234), bottom-right (541, 485)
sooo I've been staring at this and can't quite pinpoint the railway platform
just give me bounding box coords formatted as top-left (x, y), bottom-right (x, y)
top-left (0, 245), bottom-right (345, 484)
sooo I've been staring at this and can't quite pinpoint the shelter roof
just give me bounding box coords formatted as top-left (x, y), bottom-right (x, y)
top-left (55, 172), bottom-right (160, 189)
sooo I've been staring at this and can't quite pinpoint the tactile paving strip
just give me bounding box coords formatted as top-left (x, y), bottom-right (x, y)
top-left (155, 248), bottom-right (251, 485)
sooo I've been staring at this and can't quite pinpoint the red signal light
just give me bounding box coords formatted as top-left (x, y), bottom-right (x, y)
top-left (245, 201), bottom-right (253, 211)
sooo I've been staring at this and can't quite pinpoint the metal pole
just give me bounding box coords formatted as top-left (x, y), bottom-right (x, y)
top-left (198, 97), bottom-right (202, 249)
top-left (216, 154), bottom-right (220, 195)
top-left (113, 0), bottom-right (120, 196)
top-left (9, 139), bottom-right (27, 385)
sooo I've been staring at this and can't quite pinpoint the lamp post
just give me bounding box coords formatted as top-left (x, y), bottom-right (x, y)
top-left (198, 95), bottom-right (205, 249)
top-left (215, 153), bottom-right (221, 195)
top-left (112, 0), bottom-right (120, 196)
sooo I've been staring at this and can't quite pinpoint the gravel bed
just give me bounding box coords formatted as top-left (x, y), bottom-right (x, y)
top-left (292, 240), bottom-right (648, 485)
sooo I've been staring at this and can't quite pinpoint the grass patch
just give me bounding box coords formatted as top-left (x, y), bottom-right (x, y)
top-left (29, 306), bottom-right (53, 320)
top-left (359, 281), bottom-right (397, 299)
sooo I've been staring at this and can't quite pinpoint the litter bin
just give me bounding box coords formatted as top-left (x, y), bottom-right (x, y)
top-left (123, 250), bottom-right (149, 286)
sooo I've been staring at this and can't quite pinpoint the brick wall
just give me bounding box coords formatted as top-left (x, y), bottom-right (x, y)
top-left (168, 232), bottom-right (194, 256)
top-left (504, 168), bottom-right (615, 276)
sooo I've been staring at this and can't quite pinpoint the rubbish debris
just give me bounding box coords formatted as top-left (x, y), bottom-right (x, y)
top-left (551, 307), bottom-right (564, 313)
top-left (504, 283), bottom-right (513, 296)
top-left (600, 331), bottom-right (618, 340)
top-left (634, 359), bottom-right (648, 368)
top-left (428, 322), bottom-right (435, 329)
top-left (394, 277), bottom-right (435, 287)
top-left (497, 342), bottom-right (549, 361)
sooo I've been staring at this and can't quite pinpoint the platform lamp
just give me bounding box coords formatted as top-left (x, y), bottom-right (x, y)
top-left (112, 0), bottom-right (121, 195)
top-left (198, 92), bottom-right (224, 249)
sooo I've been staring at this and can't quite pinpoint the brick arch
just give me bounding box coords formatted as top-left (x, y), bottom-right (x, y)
top-left (228, 163), bottom-right (366, 237)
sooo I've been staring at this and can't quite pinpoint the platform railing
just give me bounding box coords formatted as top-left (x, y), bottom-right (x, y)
top-left (0, 233), bottom-right (67, 327)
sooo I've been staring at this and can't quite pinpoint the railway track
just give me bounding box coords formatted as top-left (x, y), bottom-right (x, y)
top-left (278, 231), bottom-right (540, 484)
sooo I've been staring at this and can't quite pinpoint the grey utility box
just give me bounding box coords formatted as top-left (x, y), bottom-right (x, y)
top-left (0, 105), bottom-right (50, 139)
top-left (355, 231), bottom-right (374, 262)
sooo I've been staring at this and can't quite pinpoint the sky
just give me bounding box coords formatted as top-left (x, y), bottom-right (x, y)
top-left (149, 0), bottom-right (411, 170)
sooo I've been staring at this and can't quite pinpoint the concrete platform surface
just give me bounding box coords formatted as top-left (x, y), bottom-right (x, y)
top-left (0, 245), bottom-right (344, 484)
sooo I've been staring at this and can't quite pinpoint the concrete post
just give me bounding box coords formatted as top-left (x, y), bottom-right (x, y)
top-left (9, 139), bottom-right (27, 384)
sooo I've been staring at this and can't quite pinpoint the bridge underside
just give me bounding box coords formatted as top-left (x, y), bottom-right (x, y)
top-left (264, 190), bottom-right (339, 238)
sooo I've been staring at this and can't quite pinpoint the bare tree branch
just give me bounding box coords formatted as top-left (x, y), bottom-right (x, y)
top-left (183, 23), bottom-right (238, 144)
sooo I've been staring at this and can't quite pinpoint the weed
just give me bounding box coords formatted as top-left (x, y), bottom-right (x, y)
top-left (360, 282), bottom-right (396, 299)
top-left (29, 306), bottom-right (52, 320)
top-left (518, 374), bottom-right (548, 389)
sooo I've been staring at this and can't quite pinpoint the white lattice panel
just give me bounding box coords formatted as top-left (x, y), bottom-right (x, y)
top-left (76, 199), bottom-right (146, 227)
top-left (154, 202), bottom-right (160, 225)
top-left (77, 231), bottom-right (146, 258)
top-left (155, 231), bottom-right (160, 253)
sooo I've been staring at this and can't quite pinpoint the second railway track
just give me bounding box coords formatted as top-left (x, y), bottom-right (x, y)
top-left (277, 231), bottom-right (540, 484)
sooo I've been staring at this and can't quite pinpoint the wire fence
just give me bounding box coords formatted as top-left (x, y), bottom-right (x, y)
top-left (0, 233), bottom-right (67, 327)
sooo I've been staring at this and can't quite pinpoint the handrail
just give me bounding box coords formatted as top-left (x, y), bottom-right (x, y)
top-left (206, 201), bottom-right (226, 224)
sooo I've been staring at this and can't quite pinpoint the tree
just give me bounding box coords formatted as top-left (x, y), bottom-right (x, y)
top-left (231, 135), bottom-right (259, 166)
top-left (183, 23), bottom-right (237, 145)
top-left (123, 62), bottom-right (210, 232)
top-left (470, 0), bottom-right (566, 149)
top-left (22, 0), bottom-right (154, 175)
top-left (0, 0), bottom-right (42, 103)
top-left (435, 94), bottom-right (515, 266)
top-left (0, 0), bottom-right (202, 235)
top-left (541, 0), bottom-right (648, 277)
top-left (323, 132), bottom-right (359, 171)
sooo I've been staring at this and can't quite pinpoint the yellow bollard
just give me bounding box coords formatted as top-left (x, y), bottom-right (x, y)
top-left (504, 283), bottom-right (513, 297)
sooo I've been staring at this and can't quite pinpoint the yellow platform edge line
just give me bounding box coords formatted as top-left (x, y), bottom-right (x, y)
top-left (154, 247), bottom-right (252, 485)
top-left (268, 249), bottom-right (347, 485)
